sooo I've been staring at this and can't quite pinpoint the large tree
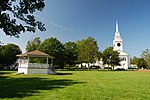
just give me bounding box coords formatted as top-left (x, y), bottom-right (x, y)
top-left (0, 0), bottom-right (46, 37)
top-left (76, 37), bottom-right (99, 69)
top-left (26, 37), bottom-right (41, 52)
top-left (38, 37), bottom-right (65, 68)
top-left (64, 41), bottom-right (78, 67)
top-left (0, 44), bottom-right (22, 69)
top-left (102, 47), bottom-right (120, 70)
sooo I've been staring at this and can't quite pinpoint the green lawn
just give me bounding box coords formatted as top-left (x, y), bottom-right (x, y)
top-left (0, 70), bottom-right (150, 100)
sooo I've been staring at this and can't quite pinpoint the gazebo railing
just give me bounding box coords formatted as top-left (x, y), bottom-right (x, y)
top-left (19, 63), bottom-right (28, 68)
top-left (28, 63), bottom-right (50, 69)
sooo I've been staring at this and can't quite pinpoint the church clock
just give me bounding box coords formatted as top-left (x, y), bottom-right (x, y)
top-left (117, 43), bottom-right (121, 47)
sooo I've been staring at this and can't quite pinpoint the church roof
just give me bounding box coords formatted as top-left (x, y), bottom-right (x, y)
top-left (119, 51), bottom-right (129, 56)
top-left (17, 50), bottom-right (54, 58)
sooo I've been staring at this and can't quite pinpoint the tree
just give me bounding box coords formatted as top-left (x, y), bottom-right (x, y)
top-left (141, 49), bottom-right (150, 69)
top-left (102, 47), bottom-right (120, 70)
top-left (26, 37), bottom-right (41, 52)
top-left (0, 0), bottom-right (46, 37)
top-left (141, 49), bottom-right (149, 60)
top-left (64, 41), bottom-right (78, 68)
top-left (136, 58), bottom-right (147, 69)
top-left (76, 36), bottom-right (99, 69)
top-left (0, 44), bottom-right (22, 69)
top-left (97, 51), bottom-right (102, 61)
top-left (130, 56), bottom-right (148, 69)
top-left (38, 37), bottom-right (65, 68)
top-left (130, 56), bottom-right (138, 65)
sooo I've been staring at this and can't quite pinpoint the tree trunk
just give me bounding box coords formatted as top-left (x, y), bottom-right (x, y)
top-left (112, 65), bottom-right (114, 71)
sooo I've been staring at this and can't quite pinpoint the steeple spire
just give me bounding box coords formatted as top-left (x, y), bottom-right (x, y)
top-left (115, 20), bottom-right (120, 36)
top-left (116, 20), bottom-right (119, 32)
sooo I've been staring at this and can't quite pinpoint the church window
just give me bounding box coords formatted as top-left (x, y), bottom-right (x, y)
top-left (120, 57), bottom-right (126, 61)
top-left (123, 58), bottom-right (126, 61)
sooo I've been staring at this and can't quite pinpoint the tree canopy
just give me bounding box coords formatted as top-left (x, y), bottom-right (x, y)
top-left (141, 49), bottom-right (150, 69)
top-left (130, 56), bottom-right (148, 69)
top-left (38, 37), bottom-right (66, 68)
top-left (136, 58), bottom-right (147, 69)
top-left (102, 47), bottom-right (120, 70)
top-left (26, 37), bottom-right (41, 52)
top-left (76, 36), bottom-right (99, 68)
top-left (64, 41), bottom-right (78, 67)
top-left (0, 0), bottom-right (46, 37)
top-left (0, 43), bottom-right (22, 69)
top-left (130, 56), bottom-right (138, 65)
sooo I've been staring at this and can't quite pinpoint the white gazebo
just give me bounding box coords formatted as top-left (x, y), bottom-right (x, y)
top-left (17, 50), bottom-right (55, 74)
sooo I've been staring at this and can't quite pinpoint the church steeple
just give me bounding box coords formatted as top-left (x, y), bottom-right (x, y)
top-left (113, 20), bottom-right (123, 52)
top-left (115, 20), bottom-right (120, 37)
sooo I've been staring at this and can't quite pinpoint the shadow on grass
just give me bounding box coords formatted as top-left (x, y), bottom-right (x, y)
top-left (0, 71), bottom-right (16, 75)
top-left (0, 72), bottom-right (6, 75)
top-left (0, 75), bottom-right (84, 99)
top-left (56, 72), bottom-right (73, 75)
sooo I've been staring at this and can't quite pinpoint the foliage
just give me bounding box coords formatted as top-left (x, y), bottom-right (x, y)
top-left (26, 37), bottom-right (41, 52)
top-left (0, 0), bottom-right (46, 37)
top-left (76, 36), bottom-right (99, 68)
top-left (97, 51), bottom-right (102, 60)
top-left (0, 44), bottom-right (22, 69)
top-left (141, 49), bottom-right (150, 60)
top-left (102, 47), bottom-right (120, 70)
top-left (63, 41), bottom-right (78, 67)
top-left (130, 56), bottom-right (138, 64)
top-left (1, 71), bottom-right (150, 100)
top-left (38, 37), bottom-right (65, 68)
top-left (131, 56), bottom-right (148, 69)
top-left (141, 49), bottom-right (150, 69)
top-left (136, 58), bottom-right (147, 69)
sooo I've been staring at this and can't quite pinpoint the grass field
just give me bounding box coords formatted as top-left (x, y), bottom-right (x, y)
top-left (0, 70), bottom-right (150, 100)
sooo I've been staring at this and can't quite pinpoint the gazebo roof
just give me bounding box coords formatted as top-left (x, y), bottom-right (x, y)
top-left (17, 50), bottom-right (54, 58)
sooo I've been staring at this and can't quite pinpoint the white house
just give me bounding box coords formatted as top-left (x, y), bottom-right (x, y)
top-left (17, 50), bottom-right (55, 74)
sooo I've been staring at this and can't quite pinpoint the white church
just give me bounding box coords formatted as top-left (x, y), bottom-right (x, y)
top-left (112, 21), bottom-right (130, 70)
top-left (81, 21), bottom-right (130, 70)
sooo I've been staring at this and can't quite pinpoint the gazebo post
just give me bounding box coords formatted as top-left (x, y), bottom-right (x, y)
top-left (47, 57), bottom-right (48, 64)
top-left (51, 58), bottom-right (53, 67)
top-left (27, 56), bottom-right (30, 67)
top-left (18, 57), bottom-right (21, 68)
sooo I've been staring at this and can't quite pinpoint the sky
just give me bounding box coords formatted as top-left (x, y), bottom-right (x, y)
top-left (1, 0), bottom-right (150, 57)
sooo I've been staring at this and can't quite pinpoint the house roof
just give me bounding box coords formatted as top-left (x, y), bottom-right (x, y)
top-left (17, 50), bottom-right (54, 58)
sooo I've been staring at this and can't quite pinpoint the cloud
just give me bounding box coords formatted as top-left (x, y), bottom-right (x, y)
top-left (36, 14), bottom-right (75, 33)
